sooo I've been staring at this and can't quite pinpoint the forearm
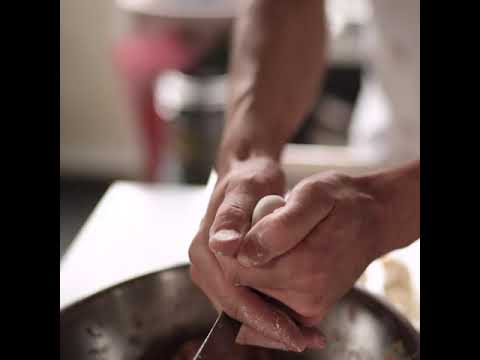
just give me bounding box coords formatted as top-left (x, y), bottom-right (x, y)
top-left (362, 160), bottom-right (420, 256)
top-left (216, 0), bottom-right (328, 175)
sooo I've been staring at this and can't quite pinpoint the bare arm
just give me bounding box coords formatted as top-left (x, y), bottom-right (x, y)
top-left (189, 0), bottom-right (330, 351)
top-left (363, 160), bottom-right (421, 256)
top-left (216, 0), bottom-right (328, 174)
top-left (224, 161), bottom-right (420, 333)
top-left (190, 1), bottom-right (420, 351)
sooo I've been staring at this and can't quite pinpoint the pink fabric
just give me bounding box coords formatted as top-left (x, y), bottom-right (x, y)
top-left (113, 31), bottom-right (202, 83)
top-left (113, 31), bottom-right (201, 181)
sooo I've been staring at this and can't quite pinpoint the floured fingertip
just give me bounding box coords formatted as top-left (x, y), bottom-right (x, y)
top-left (235, 326), bottom-right (289, 351)
top-left (209, 229), bottom-right (242, 256)
top-left (237, 304), bottom-right (307, 352)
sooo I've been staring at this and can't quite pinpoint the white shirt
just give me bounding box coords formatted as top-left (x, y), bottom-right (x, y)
top-left (116, 0), bottom-right (420, 169)
top-left (349, 0), bottom-right (420, 168)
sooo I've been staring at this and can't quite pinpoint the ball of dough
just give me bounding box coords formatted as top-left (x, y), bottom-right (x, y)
top-left (252, 195), bottom-right (286, 225)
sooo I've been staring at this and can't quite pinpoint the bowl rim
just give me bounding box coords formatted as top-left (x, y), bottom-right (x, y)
top-left (60, 263), bottom-right (191, 315)
top-left (60, 263), bottom-right (419, 355)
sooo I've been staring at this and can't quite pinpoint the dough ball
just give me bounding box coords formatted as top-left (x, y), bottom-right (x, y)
top-left (252, 195), bottom-right (286, 225)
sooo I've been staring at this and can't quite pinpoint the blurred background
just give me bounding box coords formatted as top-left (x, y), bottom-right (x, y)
top-left (60, 0), bottom-right (379, 258)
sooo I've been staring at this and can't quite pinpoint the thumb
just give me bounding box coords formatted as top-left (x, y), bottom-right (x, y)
top-left (237, 183), bottom-right (335, 267)
top-left (209, 190), bottom-right (262, 256)
top-left (211, 194), bottom-right (285, 258)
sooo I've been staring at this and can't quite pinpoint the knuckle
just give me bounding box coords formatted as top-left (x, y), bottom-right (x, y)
top-left (297, 179), bottom-right (324, 199)
top-left (296, 179), bottom-right (336, 211)
top-left (212, 204), bottom-right (249, 232)
top-left (240, 174), bottom-right (265, 194)
top-left (224, 204), bottom-right (249, 222)
top-left (301, 171), bottom-right (346, 193)
top-left (226, 164), bottom-right (285, 198)
top-left (233, 173), bottom-right (274, 195)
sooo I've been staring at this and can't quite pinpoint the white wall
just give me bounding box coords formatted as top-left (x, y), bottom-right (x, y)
top-left (59, 0), bottom-right (374, 180)
top-left (60, 0), bottom-right (142, 179)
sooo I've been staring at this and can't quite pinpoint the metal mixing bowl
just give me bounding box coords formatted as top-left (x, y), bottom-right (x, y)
top-left (60, 264), bottom-right (419, 360)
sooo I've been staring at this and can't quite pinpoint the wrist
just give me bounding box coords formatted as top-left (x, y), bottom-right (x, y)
top-left (215, 129), bottom-right (283, 177)
top-left (358, 161), bottom-right (420, 256)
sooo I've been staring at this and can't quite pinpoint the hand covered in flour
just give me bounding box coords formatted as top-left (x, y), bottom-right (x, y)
top-left (225, 171), bottom-right (396, 329)
top-left (189, 157), bottom-right (326, 352)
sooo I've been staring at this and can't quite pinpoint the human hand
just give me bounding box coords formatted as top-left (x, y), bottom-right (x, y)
top-left (224, 172), bottom-right (387, 328)
top-left (189, 157), bottom-right (325, 351)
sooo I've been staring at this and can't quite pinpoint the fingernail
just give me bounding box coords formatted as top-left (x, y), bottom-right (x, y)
top-left (211, 229), bottom-right (240, 243)
top-left (237, 235), bottom-right (266, 267)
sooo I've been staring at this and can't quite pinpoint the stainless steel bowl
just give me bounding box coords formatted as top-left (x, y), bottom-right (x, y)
top-left (60, 264), bottom-right (419, 360)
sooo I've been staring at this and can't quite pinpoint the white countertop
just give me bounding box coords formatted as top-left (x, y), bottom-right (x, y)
top-left (60, 181), bottom-right (210, 309)
top-left (116, 0), bottom-right (239, 19)
top-left (60, 178), bottom-right (419, 328)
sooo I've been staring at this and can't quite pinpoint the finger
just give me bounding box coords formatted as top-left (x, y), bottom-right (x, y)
top-left (189, 180), bottom-right (228, 269)
top-left (202, 180), bottom-right (228, 228)
top-left (217, 194), bottom-right (288, 288)
top-left (209, 187), bottom-right (276, 256)
top-left (208, 190), bottom-right (256, 256)
top-left (236, 325), bottom-right (290, 351)
top-left (223, 287), bottom-right (307, 352)
top-left (249, 288), bottom-right (326, 349)
top-left (237, 181), bottom-right (336, 267)
top-left (191, 182), bottom-right (306, 350)
top-left (219, 256), bottom-right (290, 289)
top-left (237, 322), bottom-right (326, 350)
top-left (190, 241), bottom-right (307, 351)
top-left (211, 283), bottom-right (308, 351)
top-left (255, 287), bottom-right (330, 327)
